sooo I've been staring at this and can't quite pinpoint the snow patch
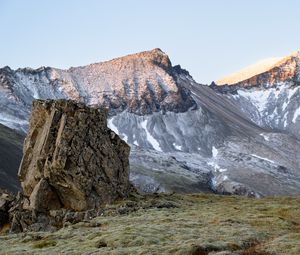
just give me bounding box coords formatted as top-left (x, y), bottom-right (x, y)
top-left (238, 89), bottom-right (270, 112)
top-left (212, 146), bottom-right (218, 157)
top-left (222, 175), bottom-right (229, 181)
top-left (283, 112), bottom-right (289, 128)
top-left (173, 143), bottom-right (182, 151)
top-left (292, 108), bottom-right (300, 123)
top-left (107, 117), bottom-right (119, 134)
top-left (208, 161), bottom-right (227, 173)
top-left (141, 119), bottom-right (162, 152)
top-left (121, 134), bottom-right (128, 143)
top-left (282, 100), bottom-right (288, 111)
top-left (251, 154), bottom-right (274, 163)
top-left (260, 133), bottom-right (269, 141)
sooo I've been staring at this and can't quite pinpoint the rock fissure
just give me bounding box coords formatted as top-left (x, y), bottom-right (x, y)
top-left (4, 99), bottom-right (132, 232)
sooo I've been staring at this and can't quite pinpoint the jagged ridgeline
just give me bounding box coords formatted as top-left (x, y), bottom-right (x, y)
top-left (0, 48), bottom-right (299, 197)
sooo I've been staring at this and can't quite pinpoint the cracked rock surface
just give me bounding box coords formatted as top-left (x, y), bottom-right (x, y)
top-left (18, 99), bottom-right (131, 212)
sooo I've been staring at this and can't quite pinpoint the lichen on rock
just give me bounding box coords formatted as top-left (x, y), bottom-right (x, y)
top-left (4, 100), bottom-right (129, 216)
top-left (18, 99), bottom-right (131, 212)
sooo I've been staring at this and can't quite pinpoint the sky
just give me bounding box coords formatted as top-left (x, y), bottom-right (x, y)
top-left (1, 0), bottom-right (300, 84)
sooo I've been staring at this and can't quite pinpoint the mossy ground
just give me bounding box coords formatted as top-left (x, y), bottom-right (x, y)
top-left (0, 193), bottom-right (299, 254)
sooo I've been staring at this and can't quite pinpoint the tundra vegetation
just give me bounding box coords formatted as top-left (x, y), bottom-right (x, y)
top-left (0, 193), bottom-right (299, 255)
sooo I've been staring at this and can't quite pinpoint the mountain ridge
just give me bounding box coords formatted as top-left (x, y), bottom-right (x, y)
top-left (0, 48), bottom-right (300, 197)
top-left (215, 50), bottom-right (300, 87)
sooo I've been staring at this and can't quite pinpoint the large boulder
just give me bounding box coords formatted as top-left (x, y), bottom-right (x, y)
top-left (18, 99), bottom-right (131, 212)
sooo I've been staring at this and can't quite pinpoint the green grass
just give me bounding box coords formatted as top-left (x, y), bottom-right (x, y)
top-left (0, 193), bottom-right (299, 254)
top-left (32, 239), bottom-right (57, 249)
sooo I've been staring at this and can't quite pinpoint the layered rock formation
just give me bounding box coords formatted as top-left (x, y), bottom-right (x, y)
top-left (19, 99), bottom-right (131, 211)
top-left (3, 99), bottom-right (132, 232)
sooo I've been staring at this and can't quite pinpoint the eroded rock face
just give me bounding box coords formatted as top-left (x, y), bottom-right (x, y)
top-left (18, 99), bottom-right (131, 211)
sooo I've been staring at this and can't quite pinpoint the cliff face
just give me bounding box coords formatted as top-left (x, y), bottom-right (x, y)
top-left (18, 99), bottom-right (131, 212)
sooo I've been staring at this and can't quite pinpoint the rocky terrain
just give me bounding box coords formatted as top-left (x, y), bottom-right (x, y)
top-left (1, 100), bottom-right (132, 233)
top-left (1, 193), bottom-right (300, 255)
top-left (0, 49), bottom-right (299, 254)
top-left (0, 48), bottom-right (195, 132)
top-left (211, 51), bottom-right (300, 138)
top-left (0, 48), bottom-right (299, 197)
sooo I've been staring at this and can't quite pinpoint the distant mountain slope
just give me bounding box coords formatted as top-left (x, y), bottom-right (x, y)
top-left (0, 124), bottom-right (24, 192)
top-left (211, 50), bottom-right (300, 138)
top-left (0, 49), bottom-right (299, 197)
top-left (215, 50), bottom-right (300, 87)
top-left (216, 57), bottom-right (282, 85)
top-left (0, 48), bottom-right (195, 132)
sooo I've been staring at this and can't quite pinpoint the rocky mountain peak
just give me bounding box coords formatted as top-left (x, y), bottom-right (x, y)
top-left (0, 49), bottom-right (197, 131)
top-left (215, 50), bottom-right (300, 88)
top-left (83, 48), bottom-right (172, 73)
top-left (114, 48), bottom-right (172, 71)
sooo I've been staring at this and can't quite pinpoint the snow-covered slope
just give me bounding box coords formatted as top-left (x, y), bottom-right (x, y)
top-left (0, 48), bottom-right (195, 132)
top-left (211, 50), bottom-right (300, 138)
top-left (0, 49), bottom-right (300, 197)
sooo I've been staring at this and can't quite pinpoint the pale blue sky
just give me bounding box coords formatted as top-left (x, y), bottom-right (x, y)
top-left (1, 0), bottom-right (300, 83)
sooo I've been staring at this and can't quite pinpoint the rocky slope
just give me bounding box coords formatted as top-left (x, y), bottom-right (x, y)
top-left (216, 57), bottom-right (283, 85)
top-left (0, 124), bottom-right (23, 193)
top-left (216, 51), bottom-right (300, 87)
top-left (211, 51), bottom-right (300, 138)
top-left (0, 48), bottom-right (195, 132)
top-left (0, 49), bottom-right (299, 197)
top-left (1, 193), bottom-right (300, 255)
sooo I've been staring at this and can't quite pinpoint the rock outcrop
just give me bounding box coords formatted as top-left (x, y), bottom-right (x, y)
top-left (5, 99), bottom-right (132, 232)
top-left (18, 99), bottom-right (131, 211)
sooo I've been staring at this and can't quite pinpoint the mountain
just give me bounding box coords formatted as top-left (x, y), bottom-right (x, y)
top-left (0, 48), bottom-right (195, 132)
top-left (216, 57), bottom-right (283, 85)
top-left (216, 51), bottom-right (300, 87)
top-left (211, 51), bottom-right (300, 139)
top-left (0, 49), bottom-right (299, 196)
top-left (0, 124), bottom-right (23, 192)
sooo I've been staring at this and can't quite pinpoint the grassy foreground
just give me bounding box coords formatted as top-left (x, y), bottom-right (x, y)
top-left (0, 193), bottom-right (299, 255)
